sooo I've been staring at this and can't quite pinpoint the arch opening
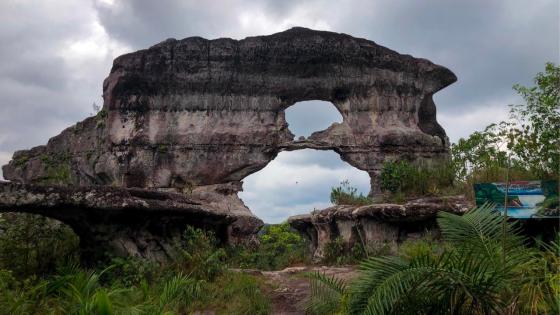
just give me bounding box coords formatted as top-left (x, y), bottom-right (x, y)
top-left (0, 212), bottom-right (80, 276)
top-left (239, 149), bottom-right (370, 224)
top-left (285, 100), bottom-right (343, 139)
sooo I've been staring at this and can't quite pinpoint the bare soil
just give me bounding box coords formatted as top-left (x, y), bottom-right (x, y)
top-left (238, 266), bottom-right (358, 315)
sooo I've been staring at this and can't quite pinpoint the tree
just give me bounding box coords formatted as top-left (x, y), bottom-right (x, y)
top-left (508, 62), bottom-right (560, 177)
top-left (451, 63), bottom-right (560, 180)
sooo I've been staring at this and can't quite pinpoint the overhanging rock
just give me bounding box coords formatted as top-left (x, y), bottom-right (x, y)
top-left (0, 181), bottom-right (260, 263)
top-left (288, 196), bottom-right (473, 259)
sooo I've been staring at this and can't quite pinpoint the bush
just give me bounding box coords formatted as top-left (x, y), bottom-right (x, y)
top-left (330, 180), bottom-right (371, 206)
top-left (379, 160), bottom-right (456, 197)
top-left (0, 213), bottom-right (79, 277)
top-left (228, 223), bottom-right (310, 270)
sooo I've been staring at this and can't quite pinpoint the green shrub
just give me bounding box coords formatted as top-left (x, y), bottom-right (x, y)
top-left (170, 225), bottom-right (227, 281)
top-left (379, 160), bottom-right (457, 197)
top-left (323, 237), bottom-right (346, 265)
top-left (0, 213), bottom-right (79, 277)
top-left (199, 272), bottom-right (271, 314)
top-left (330, 180), bottom-right (371, 206)
top-left (228, 222), bottom-right (310, 270)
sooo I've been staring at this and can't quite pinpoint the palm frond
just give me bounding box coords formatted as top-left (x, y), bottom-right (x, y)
top-left (305, 271), bottom-right (348, 315)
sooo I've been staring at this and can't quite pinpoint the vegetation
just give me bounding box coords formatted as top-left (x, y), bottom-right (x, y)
top-left (331, 180), bottom-right (372, 206)
top-left (306, 204), bottom-right (560, 314)
top-left (379, 160), bottom-right (456, 198)
top-left (0, 214), bottom-right (79, 277)
top-left (0, 216), bottom-right (272, 314)
top-left (451, 62), bottom-right (559, 183)
top-left (228, 223), bottom-right (310, 270)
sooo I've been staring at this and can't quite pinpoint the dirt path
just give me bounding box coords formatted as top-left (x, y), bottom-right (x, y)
top-left (243, 266), bottom-right (358, 315)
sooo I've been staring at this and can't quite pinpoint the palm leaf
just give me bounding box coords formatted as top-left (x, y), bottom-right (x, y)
top-left (305, 271), bottom-right (348, 315)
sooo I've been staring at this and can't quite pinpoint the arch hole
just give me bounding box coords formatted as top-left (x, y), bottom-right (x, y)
top-left (239, 149), bottom-right (370, 223)
top-left (0, 213), bottom-right (80, 276)
top-left (285, 100), bottom-right (342, 139)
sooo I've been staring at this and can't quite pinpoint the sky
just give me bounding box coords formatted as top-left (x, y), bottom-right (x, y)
top-left (0, 0), bottom-right (558, 222)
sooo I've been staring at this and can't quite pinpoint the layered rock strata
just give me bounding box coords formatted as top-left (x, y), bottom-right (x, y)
top-left (0, 181), bottom-right (254, 263)
top-left (1, 28), bottom-right (457, 259)
top-left (288, 196), bottom-right (472, 259)
top-left (3, 27), bottom-right (456, 194)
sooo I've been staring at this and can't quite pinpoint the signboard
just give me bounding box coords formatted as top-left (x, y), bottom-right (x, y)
top-left (474, 180), bottom-right (559, 219)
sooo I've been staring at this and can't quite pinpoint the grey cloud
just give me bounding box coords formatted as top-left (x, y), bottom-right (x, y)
top-left (0, 1), bottom-right (110, 178)
top-left (285, 100), bottom-right (343, 138)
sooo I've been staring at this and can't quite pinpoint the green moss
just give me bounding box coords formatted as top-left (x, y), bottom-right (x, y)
top-left (157, 144), bottom-right (168, 154)
top-left (13, 154), bottom-right (29, 168)
top-left (37, 152), bottom-right (74, 185)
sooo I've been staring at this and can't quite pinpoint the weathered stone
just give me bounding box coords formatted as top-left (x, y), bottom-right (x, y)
top-left (288, 196), bottom-right (473, 259)
top-left (0, 181), bottom-right (236, 263)
top-left (3, 27), bottom-right (456, 194)
top-left (1, 28), bottom-right (457, 259)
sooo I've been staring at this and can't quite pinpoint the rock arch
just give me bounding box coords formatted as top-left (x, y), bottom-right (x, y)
top-left (1, 28), bottom-right (457, 258)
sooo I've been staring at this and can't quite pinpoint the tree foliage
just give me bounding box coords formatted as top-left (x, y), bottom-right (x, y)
top-left (452, 63), bottom-right (560, 180)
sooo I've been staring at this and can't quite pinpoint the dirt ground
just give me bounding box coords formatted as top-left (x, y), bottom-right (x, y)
top-left (243, 266), bottom-right (358, 315)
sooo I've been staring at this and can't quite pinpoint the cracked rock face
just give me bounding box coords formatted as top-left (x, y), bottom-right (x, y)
top-left (2, 27), bottom-right (455, 194)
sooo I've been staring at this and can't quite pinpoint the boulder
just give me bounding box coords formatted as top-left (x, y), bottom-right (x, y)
top-left (288, 196), bottom-right (472, 259)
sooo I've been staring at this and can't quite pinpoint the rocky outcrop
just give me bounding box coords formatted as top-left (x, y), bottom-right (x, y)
top-left (288, 196), bottom-right (472, 259)
top-left (1, 28), bottom-right (457, 259)
top-left (0, 181), bottom-right (242, 263)
top-left (3, 27), bottom-right (456, 194)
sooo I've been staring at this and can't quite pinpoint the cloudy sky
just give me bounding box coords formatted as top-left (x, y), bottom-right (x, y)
top-left (0, 0), bottom-right (558, 222)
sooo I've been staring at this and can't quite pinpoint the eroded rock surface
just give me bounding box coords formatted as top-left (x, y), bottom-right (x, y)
top-left (288, 196), bottom-right (472, 259)
top-left (0, 181), bottom-right (238, 263)
top-left (3, 27), bottom-right (455, 194)
top-left (1, 28), bottom-right (457, 259)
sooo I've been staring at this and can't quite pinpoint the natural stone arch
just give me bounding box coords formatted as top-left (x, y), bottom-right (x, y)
top-left (1, 28), bottom-right (457, 258)
top-left (3, 27), bottom-right (455, 193)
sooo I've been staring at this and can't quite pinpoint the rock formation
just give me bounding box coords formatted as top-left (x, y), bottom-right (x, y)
top-left (1, 27), bottom-right (457, 260)
top-left (3, 27), bottom-right (455, 193)
top-left (288, 196), bottom-right (472, 259)
top-left (0, 181), bottom-right (234, 262)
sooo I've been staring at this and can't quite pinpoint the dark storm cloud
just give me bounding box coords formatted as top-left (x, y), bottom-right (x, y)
top-left (0, 1), bottom-right (121, 178)
top-left (94, 0), bottom-right (558, 140)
